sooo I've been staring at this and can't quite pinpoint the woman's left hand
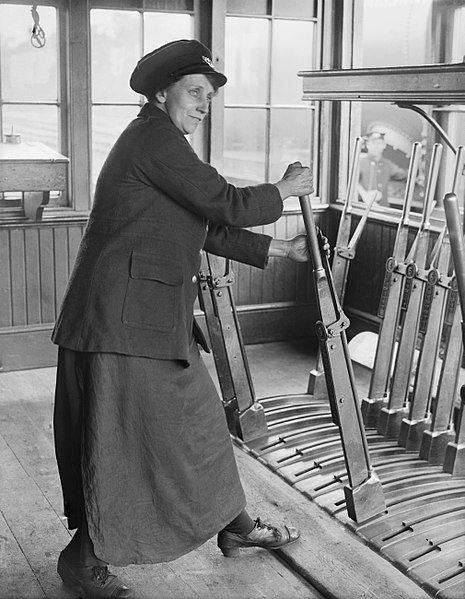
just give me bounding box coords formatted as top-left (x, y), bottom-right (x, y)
top-left (287, 233), bottom-right (330, 262)
top-left (287, 234), bottom-right (311, 262)
top-left (268, 232), bottom-right (330, 261)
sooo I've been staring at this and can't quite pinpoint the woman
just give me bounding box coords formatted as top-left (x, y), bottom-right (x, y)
top-left (52, 39), bottom-right (314, 599)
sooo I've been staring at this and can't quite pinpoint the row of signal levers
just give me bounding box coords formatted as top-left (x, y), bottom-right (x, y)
top-left (197, 139), bottom-right (465, 599)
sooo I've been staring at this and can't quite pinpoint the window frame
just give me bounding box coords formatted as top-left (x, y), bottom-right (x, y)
top-left (0, 0), bottom-right (69, 220)
top-left (67, 0), bottom-right (202, 215)
top-left (210, 0), bottom-right (321, 209)
top-left (1, 0), bottom-right (324, 220)
top-left (331, 0), bottom-right (465, 217)
top-left (88, 5), bottom-right (196, 193)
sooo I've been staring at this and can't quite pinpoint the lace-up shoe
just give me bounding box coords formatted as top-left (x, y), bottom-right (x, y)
top-left (57, 552), bottom-right (132, 598)
top-left (217, 517), bottom-right (300, 557)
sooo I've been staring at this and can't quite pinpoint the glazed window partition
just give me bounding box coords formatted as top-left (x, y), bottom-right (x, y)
top-left (0, 2), bottom-right (66, 219)
top-left (223, 4), bottom-right (317, 206)
top-left (351, 0), bottom-right (465, 213)
top-left (90, 9), bottom-right (193, 189)
top-left (0, 4), bottom-right (59, 147)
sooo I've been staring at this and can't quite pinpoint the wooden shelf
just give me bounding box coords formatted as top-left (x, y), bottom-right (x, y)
top-left (0, 142), bottom-right (69, 221)
top-left (298, 62), bottom-right (465, 104)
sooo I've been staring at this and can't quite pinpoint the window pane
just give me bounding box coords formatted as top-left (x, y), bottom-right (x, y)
top-left (271, 20), bottom-right (314, 104)
top-left (358, 101), bottom-right (425, 210)
top-left (451, 112), bottom-right (465, 148)
top-left (92, 106), bottom-right (140, 188)
top-left (227, 0), bottom-right (269, 15)
top-left (360, 0), bottom-right (433, 68)
top-left (91, 10), bottom-right (140, 103)
top-left (447, 111), bottom-right (465, 211)
top-left (224, 108), bottom-right (266, 185)
top-left (2, 104), bottom-right (59, 150)
top-left (144, 12), bottom-right (193, 53)
top-left (269, 108), bottom-right (313, 184)
top-left (452, 6), bottom-right (465, 61)
top-left (0, 4), bottom-right (57, 101)
top-left (273, 0), bottom-right (317, 19)
top-left (224, 18), bottom-right (269, 105)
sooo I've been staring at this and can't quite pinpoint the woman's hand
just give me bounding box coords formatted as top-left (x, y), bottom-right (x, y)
top-left (274, 161), bottom-right (314, 200)
top-left (287, 235), bottom-right (311, 262)
top-left (268, 231), bottom-right (330, 262)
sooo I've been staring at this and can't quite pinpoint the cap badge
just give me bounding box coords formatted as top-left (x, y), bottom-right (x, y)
top-left (202, 55), bottom-right (213, 68)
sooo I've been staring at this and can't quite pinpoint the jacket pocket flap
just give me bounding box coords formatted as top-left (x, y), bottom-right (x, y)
top-left (130, 252), bottom-right (183, 286)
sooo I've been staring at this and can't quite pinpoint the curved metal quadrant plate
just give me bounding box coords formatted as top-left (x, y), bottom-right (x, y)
top-left (241, 392), bottom-right (465, 599)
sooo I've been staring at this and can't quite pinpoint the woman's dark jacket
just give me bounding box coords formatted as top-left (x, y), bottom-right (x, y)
top-left (52, 104), bottom-right (283, 362)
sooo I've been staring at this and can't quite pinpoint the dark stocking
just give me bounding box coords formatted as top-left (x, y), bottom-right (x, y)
top-left (222, 509), bottom-right (255, 535)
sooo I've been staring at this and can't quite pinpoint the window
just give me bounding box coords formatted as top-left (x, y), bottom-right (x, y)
top-left (1, 1), bottom-right (321, 219)
top-left (90, 8), bottom-right (193, 189)
top-left (353, 0), bottom-right (465, 212)
top-left (0, 4), bottom-right (60, 148)
top-left (432, 2), bottom-right (465, 207)
top-left (223, 1), bottom-right (318, 206)
top-left (0, 2), bottom-right (67, 219)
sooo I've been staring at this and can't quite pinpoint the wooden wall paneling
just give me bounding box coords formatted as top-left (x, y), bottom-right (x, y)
top-left (344, 219), bottom-right (380, 316)
top-left (245, 223), bottom-right (264, 305)
top-left (232, 223), bottom-right (261, 306)
top-left (9, 229), bottom-right (27, 327)
top-left (0, 228), bottom-right (13, 328)
top-left (344, 217), bottom-right (398, 319)
top-left (232, 248), bottom-right (245, 306)
top-left (260, 222), bottom-right (277, 304)
top-left (0, 218), bottom-right (89, 372)
top-left (0, 326), bottom-right (58, 372)
top-left (39, 227), bottom-right (57, 324)
top-left (293, 261), bottom-right (310, 304)
top-left (279, 215), bottom-right (292, 302)
top-left (233, 258), bottom-right (252, 306)
top-left (24, 228), bottom-right (42, 325)
top-left (52, 227), bottom-right (71, 317)
top-left (272, 217), bottom-right (290, 303)
top-left (258, 221), bottom-right (272, 304)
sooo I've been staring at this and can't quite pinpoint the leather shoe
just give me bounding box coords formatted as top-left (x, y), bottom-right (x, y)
top-left (217, 517), bottom-right (300, 557)
top-left (57, 551), bottom-right (132, 598)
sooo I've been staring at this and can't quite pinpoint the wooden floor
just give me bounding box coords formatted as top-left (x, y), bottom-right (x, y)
top-left (0, 339), bottom-right (435, 599)
top-left (0, 340), bottom-right (327, 599)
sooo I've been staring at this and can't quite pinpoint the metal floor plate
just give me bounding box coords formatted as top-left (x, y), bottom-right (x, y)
top-left (239, 393), bottom-right (465, 599)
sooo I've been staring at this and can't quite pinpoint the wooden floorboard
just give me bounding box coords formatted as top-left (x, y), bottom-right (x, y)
top-left (0, 352), bottom-right (324, 599)
top-left (0, 499), bottom-right (47, 599)
top-left (0, 434), bottom-right (74, 599)
top-left (0, 338), bottom-right (438, 599)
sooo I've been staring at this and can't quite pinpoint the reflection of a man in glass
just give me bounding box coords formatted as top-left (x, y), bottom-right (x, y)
top-left (359, 131), bottom-right (407, 207)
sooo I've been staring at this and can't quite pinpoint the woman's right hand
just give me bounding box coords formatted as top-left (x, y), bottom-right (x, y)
top-left (274, 162), bottom-right (314, 200)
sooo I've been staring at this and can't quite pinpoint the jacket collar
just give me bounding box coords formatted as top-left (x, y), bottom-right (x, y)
top-left (138, 102), bottom-right (168, 120)
top-left (137, 103), bottom-right (186, 138)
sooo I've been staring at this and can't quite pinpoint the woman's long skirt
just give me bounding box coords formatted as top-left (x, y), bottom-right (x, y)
top-left (53, 341), bottom-right (246, 566)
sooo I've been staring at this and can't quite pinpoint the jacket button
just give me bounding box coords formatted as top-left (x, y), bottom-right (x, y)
top-left (192, 275), bottom-right (198, 283)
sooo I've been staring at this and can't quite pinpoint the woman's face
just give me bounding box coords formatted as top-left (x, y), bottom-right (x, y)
top-left (155, 74), bottom-right (216, 135)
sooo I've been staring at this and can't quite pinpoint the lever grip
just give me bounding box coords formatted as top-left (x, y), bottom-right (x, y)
top-left (299, 195), bottom-right (323, 272)
top-left (443, 193), bottom-right (465, 323)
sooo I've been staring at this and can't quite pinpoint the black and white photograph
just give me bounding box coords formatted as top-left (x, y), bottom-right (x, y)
top-left (0, 1), bottom-right (464, 598)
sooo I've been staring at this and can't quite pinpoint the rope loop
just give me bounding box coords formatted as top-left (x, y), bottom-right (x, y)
top-left (31, 5), bottom-right (46, 48)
